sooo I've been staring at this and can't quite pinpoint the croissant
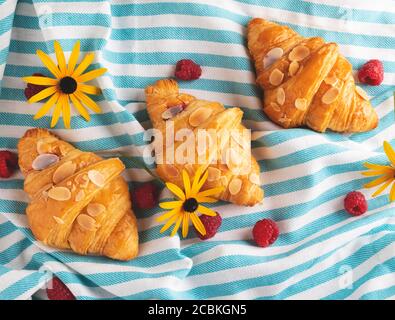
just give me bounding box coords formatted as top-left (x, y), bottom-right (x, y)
top-left (247, 18), bottom-right (378, 133)
top-left (17, 128), bottom-right (139, 261)
top-left (145, 79), bottom-right (263, 206)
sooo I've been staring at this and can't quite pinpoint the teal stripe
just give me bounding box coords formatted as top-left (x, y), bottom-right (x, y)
top-left (13, 13), bottom-right (110, 29)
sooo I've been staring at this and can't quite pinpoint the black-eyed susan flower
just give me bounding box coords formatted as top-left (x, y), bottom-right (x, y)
top-left (158, 166), bottom-right (224, 238)
top-left (362, 141), bottom-right (395, 201)
top-left (22, 40), bottom-right (107, 129)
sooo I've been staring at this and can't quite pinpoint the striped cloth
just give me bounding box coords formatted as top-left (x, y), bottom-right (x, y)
top-left (1, 0), bottom-right (395, 300)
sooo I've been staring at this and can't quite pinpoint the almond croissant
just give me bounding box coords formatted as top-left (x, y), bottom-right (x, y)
top-left (145, 79), bottom-right (263, 206)
top-left (18, 128), bottom-right (138, 261)
top-left (247, 18), bottom-right (378, 133)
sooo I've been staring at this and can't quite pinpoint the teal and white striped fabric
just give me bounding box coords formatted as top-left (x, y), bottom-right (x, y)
top-left (1, 0), bottom-right (395, 300)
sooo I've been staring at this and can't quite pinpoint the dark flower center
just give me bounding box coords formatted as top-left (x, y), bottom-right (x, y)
top-left (183, 198), bottom-right (198, 212)
top-left (59, 76), bottom-right (77, 94)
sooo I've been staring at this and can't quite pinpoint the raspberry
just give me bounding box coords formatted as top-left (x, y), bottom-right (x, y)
top-left (358, 60), bottom-right (384, 86)
top-left (195, 212), bottom-right (222, 240)
top-left (252, 219), bottom-right (279, 248)
top-left (46, 277), bottom-right (75, 300)
top-left (24, 73), bottom-right (48, 100)
top-left (175, 59), bottom-right (202, 81)
top-left (0, 151), bottom-right (18, 178)
top-left (344, 191), bottom-right (368, 216)
top-left (133, 182), bottom-right (159, 209)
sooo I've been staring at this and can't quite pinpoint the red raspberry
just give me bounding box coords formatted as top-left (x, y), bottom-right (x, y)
top-left (358, 59), bottom-right (384, 86)
top-left (46, 277), bottom-right (75, 300)
top-left (0, 151), bottom-right (18, 178)
top-left (252, 219), bottom-right (279, 248)
top-left (344, 191), bottom-right (368, 216)
top-left (24, 73), bottom-right (48, 100)
top-left (175, 59), bottom-right (202, 81)
top-left (195, 212), bottom-right (222, 240)
top-left (133, 182), bottom-right (159, 209)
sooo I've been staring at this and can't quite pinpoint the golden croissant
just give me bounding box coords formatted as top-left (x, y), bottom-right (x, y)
top-left (247, 18), bottom-right (378, 133)
top-left (18, 128), bottom-right (138, 261)
top-left (145, 79), bottom-right (263, 206)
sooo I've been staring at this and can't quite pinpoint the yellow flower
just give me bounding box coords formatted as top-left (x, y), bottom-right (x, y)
top-left (158, 166), bottom-right (224, 238)
top-left (22, 41), bottom-right (107, 129)
top-left (362, 141), bottom-right (395, 201)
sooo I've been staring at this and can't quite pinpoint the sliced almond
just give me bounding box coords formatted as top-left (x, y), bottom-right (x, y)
top-left (321, 87), bottom-right (340, 104)
top-left (87, 203), bottom-right (106, 217)
top-left (189, 107), bottom-right (213, 127)
top-left (324, 75), bottom-right (338, 86)
top-left (276, 88), bottom-right (286, 106)
top-left (269, 102), bottom-right (281, 112)
top-left (52, 161), bottom-right (77, 184)
top-left (48, 187), bottom-right (71, 201)
top-left (269, 68), bottom-right (284, 86)
top-left (249, 173), bottom-right (261, 185)
top-left (289, 45), bottom-right (310, 61)
top-left (355, 86), bottom-right (369, 101)
top-left (53, 216), bottom-right (64, 225)
top-left (288, 61), bottom-right (299, 76)
top-left (220, 175), bottom-right (228, 187)
top-left (295, 98), bottom-right (308, 111)
top-left (77, 214), bottom-right (97, 231)
top-left (32, 153), bottom-right (59, 171)
top-left (207, 167), bottom-right (221, 182)
top-left (263, 47), bottom-right (284, 69)
top-left (228, 178), bottom-right (242, 195)
top-left (75, 190), bottom-right (85, 202)
top-left (88, 170), bottom-right (105, 187)
top-left (165, 164), bottom-right (179, 177)
top-left (278, 114), bottom-right (291, 125)
top-left (162, 104), bottom-right (184, 120)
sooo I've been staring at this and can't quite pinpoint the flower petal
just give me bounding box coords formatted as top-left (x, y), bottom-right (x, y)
top-left (364, 174), bottom-right (392, 189)
top-left (50, 95), bottom-right (65, 128)
top-left (165, 182), bottom-right (185, 200)
top-left (196, 196), bottom-right (217, 203)
top-left (78, 84), bottom-right (102, 95)
top-left (372, 179), bottom-right (393, 197)
top-left (160, 214), bottom-right (179, 234)
top-left (156, 207), bottom-right (180, 223)
top-left (74, 92), bottom-right (102, 113)
top-left (34, 92), bottom-right (59, 120)
top-left (76, 68), bottom-right (107, 83)
top-left (197, 186), bottom-right (224, 198)
top-left (23, 76), bottom-right (58, 86)
top-left (67, 41), bottom-right (80, 74)
top-left (36, 49), bottom-right (61, 78)
top-left (390, 182), bottom-right (395, 202)
top-left (190, 213), bottom-right (206, 236)
top-left (197, 205), bottom-right (216, 216)
top-left (181, 212), bottom-right (190, 238)
top-left (28, 86), bottom-right (57, 103)
top-left (182, 170), bottom-right (191, 198)
top-left (384, 141), bottom-right (395, 166)
top-left (170, 215), bottom-right (183, 237)
top-left (70, 93), bottom-right (90, 121)
top-left (159, 201), bottom-right (182, 210)
top-left (361, 169), bottom-right (393, 177)
top-left (72, 52), bottom-right (95, 78)
top-left (62, 95), bottom-right (71, 129)
top-left (54, 41), bottom-right (67, 75)
top-left (192, 168), bottom-right (209, 195)
top-left (363, 162), bottom-right (393, 171)
top-left (191, 166), bottom-right (203, 194)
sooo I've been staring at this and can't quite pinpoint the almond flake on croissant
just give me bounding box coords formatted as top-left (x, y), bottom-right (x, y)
top-left (247, 18), bottom-right (378, 133)
top-left (18, 128), bottom-right (138, 261)
top-left (145, 79), bottom-right (264, 206)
